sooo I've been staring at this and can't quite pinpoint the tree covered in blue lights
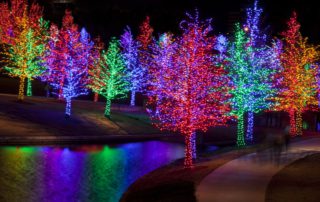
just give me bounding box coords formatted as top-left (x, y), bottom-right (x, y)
top-left (120, 26), bottom-right (148, 106)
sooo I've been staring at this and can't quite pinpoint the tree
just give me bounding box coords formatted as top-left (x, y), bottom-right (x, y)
top-left (46, 10), bottom-right (93, 117)
top-left (227, 22), bottom-right (281, 146)
top-left (226, 1), bottom-right (281, 146)
top-left (148, 12), bottom-right (230, 168)
top-left (274, 12), bottom-right (319, 136)
top-left (89, 37), bottom-right (128, 118)
top-left (0, 0), bottom-right (48, 100)
top-left (120, 26), bottom-right (147, 106)
top-left (137, 16), bottom-right (153, 50)
top-left (41, 24), bottom-right (60, 97)
top-left (88, 36), bottom-right (104, 102)
top-left (137, 16), bottom-right (154, 94)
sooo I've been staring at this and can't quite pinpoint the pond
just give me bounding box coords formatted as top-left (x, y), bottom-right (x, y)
top-left (0, 141), bottom-right (184, 202)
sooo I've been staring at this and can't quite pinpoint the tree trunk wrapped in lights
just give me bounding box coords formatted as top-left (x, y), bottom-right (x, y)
top-left (148, 11), bottom-right (231, 168)
top-left (273, 12), bottom-right (319, 136)
top-left (18, 76), bottom-right (26, 101)
top-left (27, 78), bottom-right (32, 96)
top-left (236, 111), bottom-right (245, 147)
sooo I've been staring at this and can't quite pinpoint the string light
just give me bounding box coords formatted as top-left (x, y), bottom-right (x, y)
top-left (148, 11), bottom-right (231, 168)
top-left (137, 16), bottom-right (153, 94)
top-left (45, 11), bottom-right (93, 117)
top-left (226, 1), bottom-right (281, 145)
top-left (273, 12), bottom-right (319, 136)
top-left (137, 16), bottom-right (154, 50)
top-left (0, 0), bottom-right (48, 100)
top-left (120, 26), bottom-right (148, 106)
top-left (89, 37), bottom-right (129, 119)
top-left (88, 36), bottom-right (104, 102)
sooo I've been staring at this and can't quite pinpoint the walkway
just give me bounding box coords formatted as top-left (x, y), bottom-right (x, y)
top-left (196, 138), bottom-right (320, 202)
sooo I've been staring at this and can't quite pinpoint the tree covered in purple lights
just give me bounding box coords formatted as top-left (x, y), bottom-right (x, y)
top-left (120, 26), bottom-right (147, 106)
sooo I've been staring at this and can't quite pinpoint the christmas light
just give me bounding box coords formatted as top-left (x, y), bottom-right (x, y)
top-left (42, 24), bottom-right (60, 97)
top-left (226, 2), bottom-right (281, 145)
top-left (120, 26), bottom-right (148, 106)
top-left (45, 11), bottom-right (93, 117)
top-left (137, 16), bottom-right (153, 50)
top-left (89, 37), bottom-right (129, 118)
top-left (273, 12), bottom-right (319, 136)
top-left (88, 36), bottom-right (104, 102)
top-left (148, 11), bottom-right (230, 168)
top-left (0, 0), bottom-right (48, 100)
top-left (137, 16), bottom-right (153, 93)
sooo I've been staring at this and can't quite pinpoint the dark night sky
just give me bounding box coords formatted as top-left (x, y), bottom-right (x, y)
top-left (37, 0), bottom-right (320, 43)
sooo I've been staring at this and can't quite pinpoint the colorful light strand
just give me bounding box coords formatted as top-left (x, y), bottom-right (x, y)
top-left (0, 0), bottom-right (48, 100)
top-left (45, 11), bottom-right (93, 117)
top-left (120, 26), bottom-right (148, 106)
top-left (274, 12), bottom-right (319, 136)
top-left (148, 11), bottom-right (230, 168)
top-left (89, 37), bottom-right (128, 118)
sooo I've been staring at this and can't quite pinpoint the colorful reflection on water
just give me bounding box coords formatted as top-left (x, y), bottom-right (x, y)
top-left (0, 141), bottom-right (184, 202)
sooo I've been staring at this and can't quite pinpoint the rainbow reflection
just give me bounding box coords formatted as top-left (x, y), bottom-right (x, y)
top-left (0, 141), bottom-right (184, 202)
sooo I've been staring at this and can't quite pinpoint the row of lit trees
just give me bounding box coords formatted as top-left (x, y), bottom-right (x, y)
top-left (0, 0), bottom-right (151, 118)
top-left (147, 1), bottom-right (319, 166)
top-left (1, 0), bottom-right (319, 167)
top-left (0, 0), bottom-right (48, 100)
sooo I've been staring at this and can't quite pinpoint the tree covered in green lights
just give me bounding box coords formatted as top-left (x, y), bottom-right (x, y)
top-left (226, 23), bottom-right (281, 146)
top-left (89, 37), bottom-right (128, 118)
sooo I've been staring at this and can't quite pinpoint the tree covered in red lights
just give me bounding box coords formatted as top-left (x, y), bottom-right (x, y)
top-left (274, 12), bottom-right (319, 136)
top-left (148, 12), bottom-right (230, 168)
top-left (0, 0), bottom-right (43, 44)
top-left (137, 16), bottom-right (153, 50)
top-left (137, 16), bottom-right (154, 93)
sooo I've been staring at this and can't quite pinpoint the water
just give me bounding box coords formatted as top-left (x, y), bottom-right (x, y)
top-left (0, 141), bottom-right (184, 202)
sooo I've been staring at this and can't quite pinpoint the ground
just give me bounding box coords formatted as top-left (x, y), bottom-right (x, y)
top-left (266, 153), bottom-right (320, 202)
top-left (1, 91), bottom-right (319, 202)
top-left (0, 92), bottom-right (243, 145)
top-left (120, 146), bottom-right (258, 202)
top-left (122, 136), bottom-right (320, 202)
top-left (0, 93), bottom-right (167, 144)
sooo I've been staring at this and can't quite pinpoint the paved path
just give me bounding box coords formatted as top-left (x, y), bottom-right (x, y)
top-left (196, 138), bottom-right (320, 202)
